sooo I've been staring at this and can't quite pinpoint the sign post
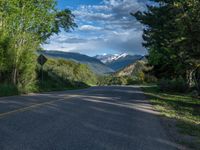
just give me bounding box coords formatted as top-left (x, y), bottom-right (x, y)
top-left (37, 54), bottom-right (47, 84)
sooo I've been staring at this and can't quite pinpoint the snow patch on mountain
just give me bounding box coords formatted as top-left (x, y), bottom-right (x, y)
top-left (95, 53), bottom-right (129, 63)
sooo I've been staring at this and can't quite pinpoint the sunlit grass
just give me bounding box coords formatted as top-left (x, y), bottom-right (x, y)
top-left (142, 86), bottom-right (200, 139)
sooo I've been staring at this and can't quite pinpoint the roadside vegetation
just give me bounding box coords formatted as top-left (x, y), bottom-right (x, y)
top-left (98, 59), bottom-right (156, 86)
top-left (143, 86), bottom-right (200, 128)
top-left (0, 0), bottom-right (78, 96)
top-left (131, 0), bottom-right (200, 149)
top-left (0, 57), bottom-right (98, 96)
top-left (142, 86), bottom-right (200, 149)
top-left (36, 58), bottom-right (97, 92)
top-left (98, 74), bottom-right (148, 86)
top-left (132, 0), bottom-right (200, 95)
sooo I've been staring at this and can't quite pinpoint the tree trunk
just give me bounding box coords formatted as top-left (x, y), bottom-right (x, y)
top-left (12, 67), bottom-right (18, 85)
top-left (186, 70), bottom-right (194, 88)
top-left (193, 67), bottom-right (200, 96)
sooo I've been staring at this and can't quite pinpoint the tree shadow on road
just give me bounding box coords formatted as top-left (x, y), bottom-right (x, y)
top-left (0, 86), bottom-right (185, 150)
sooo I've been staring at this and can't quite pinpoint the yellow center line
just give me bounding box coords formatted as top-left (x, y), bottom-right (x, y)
top-left (0, 95), bottom-right (78, 118)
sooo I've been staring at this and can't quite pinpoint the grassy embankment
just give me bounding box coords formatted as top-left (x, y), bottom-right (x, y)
top-left (0, 58), bottom-right (97, 97)
top-left (142, 86), bottom-right (200, 148)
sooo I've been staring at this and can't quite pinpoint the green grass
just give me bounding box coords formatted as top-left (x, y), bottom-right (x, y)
top-left (142, 86), bottom-right (200, 148)
top-left (35, 81), bottom-right (90, 93)
top-left (0, 81), bottom-right (90, 97)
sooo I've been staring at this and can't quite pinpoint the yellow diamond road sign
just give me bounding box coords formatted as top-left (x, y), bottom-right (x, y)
top-left (37, 54), bottom-right (47, 66)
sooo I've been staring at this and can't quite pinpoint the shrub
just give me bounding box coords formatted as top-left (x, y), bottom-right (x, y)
top-left (0, 84), bottom-right (19, 96)
top-left (126, 77), bottom-right (141, 85)
top-left (144, 74), bottom-right (158, 83)
top-left (138, 72), bottom-right (145, 82)
top-left (158, 77), bottom-right (188, 92)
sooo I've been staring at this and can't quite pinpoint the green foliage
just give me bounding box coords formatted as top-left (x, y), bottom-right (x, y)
top-left (0, 0), bottom-right (77, 94)
top-left (35, 68), bottom-right (89, 92)
top-left (144, 74), bottom-right (158, 83)
top-left (143, 86), bottom-right (200, 149)
top-left (110, 59), bottom-right (157, 85)
top-left (158, 77), bottom-right (188, 93)
top-left (53, 9), bottom-right (77, 35)
top-left (32, 58), bottom-right (97, 92)
top-left (98, 60), bottom-right (158, 86)
top-left (138, 72), bottom-right (145, 83)
top-left (98, 75), bottom-right (147, 86)
top-left (0, 84), bottom-right (18, 96)
top-left (43, 59), bottom-right (97, 86)
top-left (98, 76), bottom-right (127, 86)
top-left (194, 66), bottom-right (200, 95)
top-left (126, 77), bottom-right (141, 85)
top-left (0, 32), bottom-right (13, 82)
top-left (133, 0), bottom-right (200, 91)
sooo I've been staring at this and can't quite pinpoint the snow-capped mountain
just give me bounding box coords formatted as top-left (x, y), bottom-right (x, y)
top-left (94, 53), bottom-right (143, 71)
top-left (95, 53), bottom-right (129, 63)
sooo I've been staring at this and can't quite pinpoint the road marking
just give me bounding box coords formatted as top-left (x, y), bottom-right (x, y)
top-left (0, 95), bottom-right (78, 118)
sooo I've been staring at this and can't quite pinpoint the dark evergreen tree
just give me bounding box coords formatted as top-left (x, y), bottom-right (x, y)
top-left (132, 0), bottom-right (200, 92)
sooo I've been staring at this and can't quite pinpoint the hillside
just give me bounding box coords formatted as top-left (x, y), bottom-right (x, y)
top-left (39, 50), bottom-right (114, 75)
top-left (37, 58), bottom-right (98, 91)
top-left (0, 57), bottom-right (97, 96)
top-left (114, 57), bottom-right (148, 77)
top-left (97, 57), bottom-right (151, 86)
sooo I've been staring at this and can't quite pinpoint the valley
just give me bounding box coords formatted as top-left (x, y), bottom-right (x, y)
top-left (39, 50), bottom-right (144, 75)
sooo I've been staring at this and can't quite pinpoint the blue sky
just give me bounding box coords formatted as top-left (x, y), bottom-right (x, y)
top-left (43, 0), bottom-right (150, 56)
top-left (57, 0), bottom-right (103, 9)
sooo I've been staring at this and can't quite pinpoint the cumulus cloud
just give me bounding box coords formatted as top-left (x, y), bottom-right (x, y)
top-left (44, 0), bottom-right (149, 56)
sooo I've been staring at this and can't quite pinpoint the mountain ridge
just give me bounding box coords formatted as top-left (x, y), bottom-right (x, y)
top-left (95, 53), bottom-right (143, 71)
top-left (95, 53), bottom-right (129, 63)
top-left (114, 56), bottom-right (148, 77)
top-left (38, 50), bottom-right (114, 75)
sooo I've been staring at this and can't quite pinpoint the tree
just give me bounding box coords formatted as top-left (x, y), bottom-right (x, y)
top-left (132, 0), bottom-right (200, 93)
top-left (0, 0), bottom-right (76, 91)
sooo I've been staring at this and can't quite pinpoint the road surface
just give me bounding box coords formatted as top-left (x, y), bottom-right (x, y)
top-left (0, 86), bottom-right (179, 150)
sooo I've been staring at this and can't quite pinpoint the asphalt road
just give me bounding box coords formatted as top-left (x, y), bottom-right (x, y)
top-left (0, 86), bottom-right (179, 150)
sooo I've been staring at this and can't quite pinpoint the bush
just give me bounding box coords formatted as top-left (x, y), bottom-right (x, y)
top-left (138, 72), bottom-right (145, 83)
top-left (144, 74), bottom-right (158, 83)
top-left (126, 77), bottom-right (142, 85)
top-left (158, 77), bottom-right (188, 92)
top-left (0, 84), bottom-right (19, 96)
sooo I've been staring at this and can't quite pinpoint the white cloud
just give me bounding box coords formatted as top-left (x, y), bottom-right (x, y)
top-left (74, 8), bottom-right (113, 20)
top-left (44, 0), bottom-right (149, 56)
top-left (79, 25), bottom-right (102, 31)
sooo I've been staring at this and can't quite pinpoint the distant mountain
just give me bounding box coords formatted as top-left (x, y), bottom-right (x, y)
top-left (95, 53), bottom-right (129, 64)
top-left (95, 53), bottom-right (143, 71)
top-left (39, 50), bottom-right (114, 75)
top-left (114, 56), bottom-right (148, 77)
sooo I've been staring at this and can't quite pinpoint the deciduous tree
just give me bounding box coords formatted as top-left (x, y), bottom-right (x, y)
top-left (0, 0), bottom-right (76, 91)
